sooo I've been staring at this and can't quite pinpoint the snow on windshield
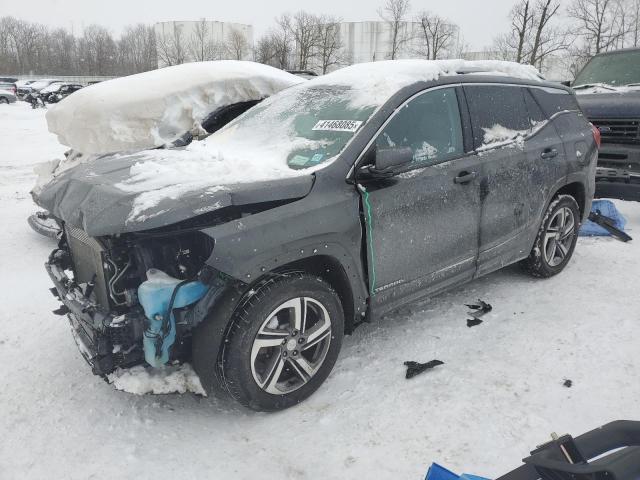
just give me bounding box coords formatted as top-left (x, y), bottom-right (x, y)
top-left (111, 59), bottom-right (543, 223)
top-left (46, 61), bottom-right (304, 155)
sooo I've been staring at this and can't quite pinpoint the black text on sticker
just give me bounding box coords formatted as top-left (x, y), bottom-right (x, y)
top-left (312, 120), bottom-right (363, 132)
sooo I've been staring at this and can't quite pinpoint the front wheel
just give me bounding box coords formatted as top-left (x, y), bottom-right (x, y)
top-left (194, 273), bottom-right (344, 411)
top-left (523, 195), bottom-right (580, 278)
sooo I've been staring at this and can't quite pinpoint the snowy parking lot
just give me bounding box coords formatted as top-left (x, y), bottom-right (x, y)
top-left (1, 101), bottom-right (640, 479)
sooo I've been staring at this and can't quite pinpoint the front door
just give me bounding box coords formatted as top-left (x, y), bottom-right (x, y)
top-left (357, 87), bottom-right (482, 309)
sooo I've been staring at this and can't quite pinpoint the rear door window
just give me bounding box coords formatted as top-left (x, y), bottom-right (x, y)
top-left (464, 85), bottom-right (534, 149)
top-left (375, 87), bottom-right (464, 167)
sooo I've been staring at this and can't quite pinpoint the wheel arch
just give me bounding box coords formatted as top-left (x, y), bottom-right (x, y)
top-left (552, 181), bottom-right (587, 220)
top-left (269, 254), bottom-right (363, 334)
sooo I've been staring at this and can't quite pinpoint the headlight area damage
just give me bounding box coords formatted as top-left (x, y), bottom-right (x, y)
top-left (46, 179), bottom-right (312, 377)
top-left (46, 224), bottom-right (226, 376)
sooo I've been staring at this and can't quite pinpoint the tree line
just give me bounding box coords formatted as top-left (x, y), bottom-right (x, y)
top-left (2, 0), bottom-right (640, 78)
top-left (0, 17), bottom-right (156, 76)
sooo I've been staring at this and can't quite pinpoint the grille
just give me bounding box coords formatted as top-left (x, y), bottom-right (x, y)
top-left (65, 226), bottom-right (111, 309)
top-left (591, 119), bottom-right (640, 145)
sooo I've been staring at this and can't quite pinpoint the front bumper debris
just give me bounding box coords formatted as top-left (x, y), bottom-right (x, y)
top-left (46, 255), bottom-right (145, 376)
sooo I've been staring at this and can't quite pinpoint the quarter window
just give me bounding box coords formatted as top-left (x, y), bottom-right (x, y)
top-left (375, 87), bottom-right (464, 167)
top-left (465, 85), bottom-right (536, 149)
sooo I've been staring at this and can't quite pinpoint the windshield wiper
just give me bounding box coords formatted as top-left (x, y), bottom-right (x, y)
top-left (573, 83), bottom-right (620, 91)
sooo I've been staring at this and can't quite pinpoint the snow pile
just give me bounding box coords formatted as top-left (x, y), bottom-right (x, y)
top-left (573, 83), bottom-right (640, 95)
top-left (107, 363), bottom-right (206, 396)
top-left (46, 61), bottom-right (303, 154)
top-left (480, 121), bottom-right (547, 151)
top-left (482, 124), bottom-right (529, 146)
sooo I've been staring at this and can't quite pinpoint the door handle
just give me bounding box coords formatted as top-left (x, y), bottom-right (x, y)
top-left (541, 148), bottom-right (558, 159)
top-left (454, 171), bottom-right (478, 185)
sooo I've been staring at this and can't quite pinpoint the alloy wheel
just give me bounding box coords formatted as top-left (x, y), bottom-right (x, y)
top-left (543, 206), bottom-right (576, 267)
top-left (250, 297), bottom-right (332, 395)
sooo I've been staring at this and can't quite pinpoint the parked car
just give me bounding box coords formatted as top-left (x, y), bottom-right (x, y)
top-left (40, 82), bottom-right (83, 103)
top-left (37, 60), bottom-right (598, 411)
top-left (0, 88), bottom-right (17, 104)
top-left (18, 78), bottom-right (61, 98)
top-left (573, 47), bottom-right (640, 201)
top-left (0, 81), bottom-right (17, 97)
top-left (287, 70), bottom-right (319, 79)
top-left (0, 77), bottom-right (18, 83)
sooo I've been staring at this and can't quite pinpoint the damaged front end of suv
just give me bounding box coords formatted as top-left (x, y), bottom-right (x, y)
top-left (40, 162), bottom-right (320, 377)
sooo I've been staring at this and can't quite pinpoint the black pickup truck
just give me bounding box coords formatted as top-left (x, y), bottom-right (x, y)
top-left (574, 48), bottom-right (640, 201)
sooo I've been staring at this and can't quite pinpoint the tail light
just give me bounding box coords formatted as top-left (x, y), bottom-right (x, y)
top-left (591, 123), bottom-right (601, 148)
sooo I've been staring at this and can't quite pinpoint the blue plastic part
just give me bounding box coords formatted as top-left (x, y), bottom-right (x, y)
top-left (425, 464), bottom-right (490, 480)
top-left (426, 464), bottom-right (460, 480)
top-left (579, 199), bottom-right (627, 237)
top-left (138, 270), bottom-right (209, 368)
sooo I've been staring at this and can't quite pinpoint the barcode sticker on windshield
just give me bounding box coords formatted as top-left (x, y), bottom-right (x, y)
top-left (312, 120), bottom-right (363, 132)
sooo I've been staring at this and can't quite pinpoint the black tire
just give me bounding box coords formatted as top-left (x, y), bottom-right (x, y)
top-left (194, 273), bottom-right (344, 411)
top-left (523, 194), bottom-right (580, 278)
top-left (0, 97), bottom-right (9, 104)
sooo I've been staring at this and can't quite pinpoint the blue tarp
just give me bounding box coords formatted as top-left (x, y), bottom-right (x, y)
top-left (579, 199), bottom-right (627, 237)
top-left (425, 463), bottom-right (490, 480)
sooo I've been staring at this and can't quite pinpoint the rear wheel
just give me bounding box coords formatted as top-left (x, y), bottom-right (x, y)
top-left (524, 195), bottom-right (580, 278)
top-left (0, 97), bottom-right (9, 104)
top-left (195, 273), bottom-right (344, 411)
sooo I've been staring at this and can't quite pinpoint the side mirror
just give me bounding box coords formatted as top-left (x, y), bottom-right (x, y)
top-left (374, 146), bottom-right (413, 172)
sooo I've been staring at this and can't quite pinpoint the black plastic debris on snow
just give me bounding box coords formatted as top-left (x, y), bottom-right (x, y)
top-left (466, 299), bottom-right (492, 316)
top-left (404, 360), bottom-right (444, 379)
top-left (588, 210), bottom-right (633, 242)
top-left (465, 299), bottom-right (492, 327)
top-left (563, 379), bottom-right (573, 388)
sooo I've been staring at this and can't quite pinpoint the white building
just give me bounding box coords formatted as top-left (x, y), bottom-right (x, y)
top-left (154, 20), bottom-right (253, 67)
top-left (337, 21), bottom-right (425, 64)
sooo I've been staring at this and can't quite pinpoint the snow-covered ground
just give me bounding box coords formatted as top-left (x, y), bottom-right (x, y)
top-left (1, 101), bottom-right (639, 479)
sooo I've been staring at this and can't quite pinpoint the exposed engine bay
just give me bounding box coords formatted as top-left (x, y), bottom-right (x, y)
top-left (48, 224), bottom-right (217, 376)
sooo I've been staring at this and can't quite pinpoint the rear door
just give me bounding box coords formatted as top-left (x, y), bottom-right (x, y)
top-left (357, 86), bottom-right (483, 308)
top-left (463, 84), bottom-right (566, 275)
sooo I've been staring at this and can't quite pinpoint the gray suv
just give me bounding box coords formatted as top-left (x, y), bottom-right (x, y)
top-left (39, 64), bottom-right (598, 411)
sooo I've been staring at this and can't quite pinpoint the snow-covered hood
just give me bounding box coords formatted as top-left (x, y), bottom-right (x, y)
top-left (33, 152), bottom-right (314, 237)
top-left (575, 89), bottom-right (640, 118)
top-left (45, 61), bottom-right (304, 155)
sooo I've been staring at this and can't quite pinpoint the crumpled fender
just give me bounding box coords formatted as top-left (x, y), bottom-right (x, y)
top-left (200, 174), bottom-right (369, 318)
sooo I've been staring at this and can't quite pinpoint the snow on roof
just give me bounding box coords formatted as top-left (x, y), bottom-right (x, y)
top-left (303, 59), bottom-right (543, 108)
top-left (45, 61), bottom-right (304, 155)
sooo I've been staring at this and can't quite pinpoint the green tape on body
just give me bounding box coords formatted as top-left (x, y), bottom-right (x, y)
top-left (359, 185), bottom-right (377, 295)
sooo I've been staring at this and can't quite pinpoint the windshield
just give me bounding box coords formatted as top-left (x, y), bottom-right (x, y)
top-left (574, 50), bottom-right (640, 87)
top-left (209, 84), bottom-right (377, 170)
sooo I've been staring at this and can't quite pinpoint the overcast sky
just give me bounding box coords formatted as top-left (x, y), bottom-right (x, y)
top-left (1, 0), bottom-right (521, 51)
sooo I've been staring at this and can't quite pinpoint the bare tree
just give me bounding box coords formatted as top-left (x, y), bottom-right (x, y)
top-left (156, 22), bottom-right (186, 67)
top-left (77, 25), bottom-right (118, 75)
top-left (378, 0), bottom-right (412, 59)
top-left (278, 12), bottom-right (322, 70)
top-left (316, 15), bottom-right (345, 73)
top-left (225, 27), bottom-right (249, 60)
top-left (631, 0), bottom-right (640, 46)
top-left (254, 34), bottom-right (277, 65)
top-left (118, 24), bottom-right (156, 74)
top-left (495, 0), bottom-right (535, 62)
top-left (266, 19), bottom-right (295, 70)
top-left (567, 0), bottom-right (627, 54)
top-left (415, 11), bottom-right (458, 60)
